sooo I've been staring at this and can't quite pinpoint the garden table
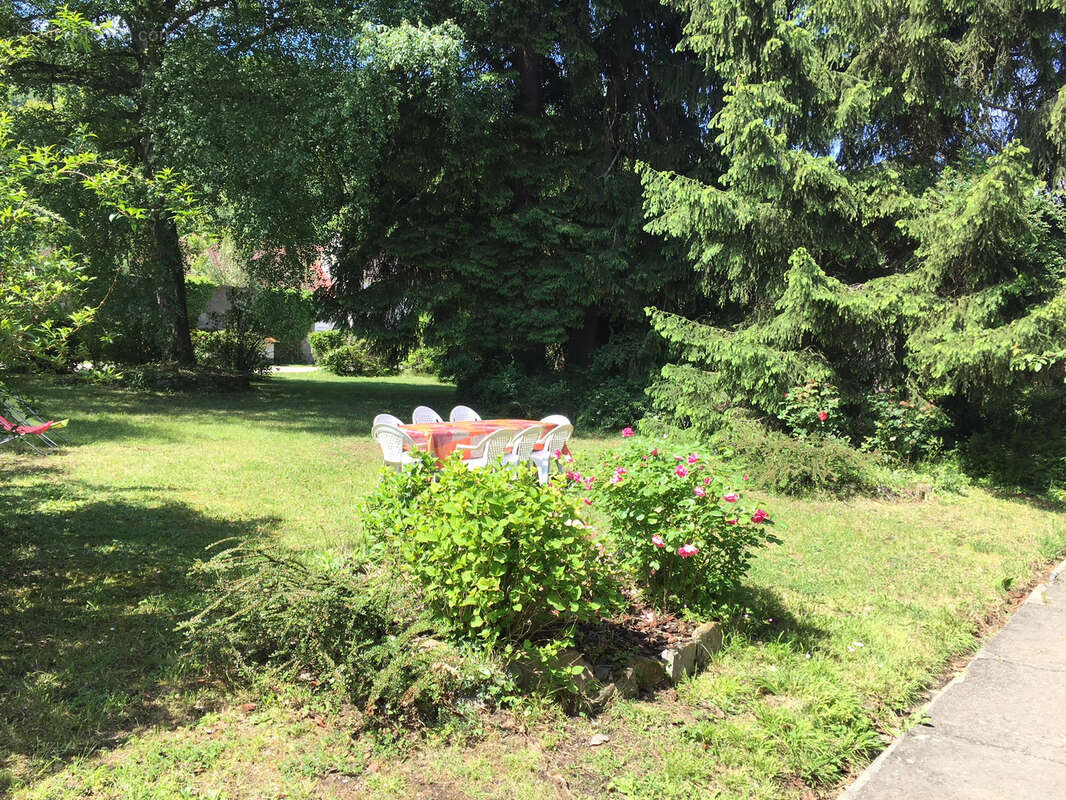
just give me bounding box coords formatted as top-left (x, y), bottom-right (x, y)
top-left (399, 418), bottom-right (564, 462)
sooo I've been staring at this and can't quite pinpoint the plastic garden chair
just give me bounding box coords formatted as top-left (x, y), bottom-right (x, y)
top-left (455, 428), bottom-right (512, 470)
top-left (540, 414), bottom-right (571, 427)
top-left (371, 423), bottom-right (419, 471)
top-left (411, 405), bottom-right (444, 424)
top-left (532, 423), bottom-right (573, 483)
top-left (3, 395), bottom-right (69, 448)
top-left (373, 413), bottom-right (404, 427)
top-left (449, 405), bottom-right (482, 422)
top-left (502, 426), bottom-right (542, 468)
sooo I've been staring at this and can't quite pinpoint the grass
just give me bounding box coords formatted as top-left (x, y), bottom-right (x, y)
top-left (2, 369), bottom-right (1065, 799)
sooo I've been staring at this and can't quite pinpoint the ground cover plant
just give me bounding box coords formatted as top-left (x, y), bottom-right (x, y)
top-left (2, 370), bottom-right (1065, 800)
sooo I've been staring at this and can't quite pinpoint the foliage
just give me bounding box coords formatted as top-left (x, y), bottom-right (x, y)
top-left (318, 342), bottom-right (395, 377)
top-left (308, 329), bottom-right (348, 362)
top-left (365, 456), bottom-right (619, 643)
top-left (641, 0), bottom-right (1066, 450)
top-left (182, 544), bottom-right (496, 726)
top-left (777, 381), bottom-right (846, 439)
top-left (862, 389), bottom-right (950, 464)
top-left (184, 277), bottom-right (217, 328)
top-left (250, 287), bottom-right (315, 353)
top-left (400, 345), bottom-right (445, 377)
top-left (716, 417), bottom-right (881, 497)
top-left (191, 330), bottom-right (270, 375)
top-left (574, 434), bottom-right (778, 611)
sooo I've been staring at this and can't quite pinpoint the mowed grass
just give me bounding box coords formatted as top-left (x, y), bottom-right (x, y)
top-left (2, 370), bottom-right (1065, 799)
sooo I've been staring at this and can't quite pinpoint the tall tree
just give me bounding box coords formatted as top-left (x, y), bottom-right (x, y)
top-left (641, 0), bottom-right (1066, 433)
top-left (2, 0), bottom-right (340, 364)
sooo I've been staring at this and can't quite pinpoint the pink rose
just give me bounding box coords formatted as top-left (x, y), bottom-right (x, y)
top-left (554, 449), bottom-right (562, 458)
top-left (609, 474), bottom-right (622, 484)
top-left (584, 476), bottom-right (595, 490)
top-left (726, 518), bottom-right (738, 525)
top-left (565, 470), bottom-right (577, 481)
top-left (693, 486), bottom-right (706, 497)
top-left (615, 467), bottom-right (627, 476)
top-left (704, 477), bottom-right (712, 485)
top-left (723, 492), bottom-right (739, 502)
top-left (752, 508), bottom-right (768, 523)
top-left (818, 411), bottom-right (828, 422)
top-left (687, 454), bottom-right (699, 464)
top-left (652, 535), bottom-right (666, 548)
top-left (677, 544), bottom-right (699, 558)
top-left (621, 427), bottom-right (635, 437)
top-left (583, 498), bottom-right (593, 506)
top-left (743, 474), bottom-right (749, 481)
top-left (650, 448), bottom-right (658, 456)
top-left (675, 465), bottom-right (689, 478)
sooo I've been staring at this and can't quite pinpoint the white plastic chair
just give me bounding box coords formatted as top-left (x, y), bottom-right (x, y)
top-left (456, 428), bottom-right (512, 470)
top-left (372, 423), bottom-right (419, 471)
top-left (373, 413), bottom-right (403, 427)
top-left (540, 414), bottom-right (571, 427)
top-left (531, 423), bottom-right (574, 483)
top-left (502, 425), bottom-right (543, 467)
top-left (449, 405), bottom-right (482, 422)
top-left (412, 405), bottom-right (444, 424)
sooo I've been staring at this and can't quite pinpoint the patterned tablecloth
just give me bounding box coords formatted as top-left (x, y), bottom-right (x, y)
top-left (399, 419), bottom-right (561, 461)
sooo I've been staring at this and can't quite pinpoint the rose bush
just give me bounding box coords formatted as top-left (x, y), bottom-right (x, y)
top-left (568, 433), bottom-right (779, 611)
top-left (777, 380), bottom-right (846, 439)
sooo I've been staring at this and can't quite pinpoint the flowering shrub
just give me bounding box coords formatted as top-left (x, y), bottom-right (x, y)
top-left (777, 380), bottom-right (846, 439)
top-left (367, 456), bottom-right (618, 642)
top-left (572, 434), bottom-right (779, 611)
top-left (863, 389), bottom-right (950, 462)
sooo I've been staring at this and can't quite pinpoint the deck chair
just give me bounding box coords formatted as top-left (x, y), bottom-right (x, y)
top-left (0, 414), bottom-right (69, 454)
top-left (3, 395), bottom-right (70, 448)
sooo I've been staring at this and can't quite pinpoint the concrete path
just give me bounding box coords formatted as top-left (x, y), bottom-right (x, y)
top-left (841, 561), bottom-right (1066, 799)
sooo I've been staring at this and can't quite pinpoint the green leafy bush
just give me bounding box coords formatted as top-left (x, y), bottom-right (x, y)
top-left (251, 287), bottom-right (315, 354)
top-left (719, 417), bottom-right (880, 496)
top-left (308, 329), bottom-right (349, 362)
top-left (862, 389), bottom-right (949, 463)
top-left (365, 456), bottom-right (619, 642)
top-left (575, 433), bottom-right (778, 611)
top-left (192, 329), bottom-right (270, 374)
top-left (319, 341), bottom-right (395, 377)
top-left (575, 377), bottom-right (648, 431)
top-left (777, 380), bottom-right (846, 439)
top-left (182, 544), bottom-right (499, 725)
top-left (401, 345), bottom-right (445, 376)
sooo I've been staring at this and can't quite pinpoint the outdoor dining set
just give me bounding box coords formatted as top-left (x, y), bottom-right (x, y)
top-left (371, 405), bottom-right (573, 483)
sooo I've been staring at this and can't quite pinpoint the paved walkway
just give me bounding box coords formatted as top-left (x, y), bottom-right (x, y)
top-left (842, 560), bottom-right (1066, 799)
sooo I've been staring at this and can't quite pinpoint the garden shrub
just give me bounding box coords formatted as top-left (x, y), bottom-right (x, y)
top-left (777, 380), bottom-right (847, 439)
top-left (719, 416), bottom-right (880, 496)
top-left (401, 345), bottom-right (445, 376)
top-left (182, 544), bottom-right (500, 725)
top-left (862, 388), bottom-right (950, 463)
top-left (250, 287), bottom-right (315, 355)
top-left (575, 432), bottom-right (779, 611)
top-left (319, 341), bottom-right (395, 377)
top-left (365, 456), bottom-right (619, 642)
top-left (308, 329), bottom-right (349, 362)
top-left (192, 329), bottom-right (270, 374)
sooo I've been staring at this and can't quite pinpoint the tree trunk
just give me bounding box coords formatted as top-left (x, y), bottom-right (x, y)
top-left (152, 213), bottom-right (196, 366)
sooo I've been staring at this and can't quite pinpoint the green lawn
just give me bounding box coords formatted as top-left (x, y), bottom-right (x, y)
top-left (3, 370), bottom-right (1065, 799)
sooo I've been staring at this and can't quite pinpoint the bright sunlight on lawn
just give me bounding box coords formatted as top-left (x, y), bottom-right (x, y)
top-left (3, 371), bottom-right (1065, 799)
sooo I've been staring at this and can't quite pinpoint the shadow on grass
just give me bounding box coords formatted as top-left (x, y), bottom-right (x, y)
top-left (0, 462), bottom-right (279, 780)
top-left (720, 583), bottom-right (831, 652)
top-left (7, 373), bottom-right (458, 444)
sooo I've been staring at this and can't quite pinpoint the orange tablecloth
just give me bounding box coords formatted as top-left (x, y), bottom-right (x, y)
top-left (400, 419), bottom-right (559, 461)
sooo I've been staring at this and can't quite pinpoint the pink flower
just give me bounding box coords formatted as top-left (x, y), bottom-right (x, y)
top-left (565, 454), bottom-right (574, 463)
top-left (704, 477), bottom-right (712, 485)
top-left (723, 492), bottom-right (739, 503)
top-left (726, 518), bottom-right (738, 525)
top-left (818, 411), bottom-right (828, 422)
top-left (615, 467), bottom-right (627, 476)
top-left (553, 449), bottom-right (562, 458)
top-left (565, 470), bottom-right (577, 481)
top-left (675, 465), bottom-right (689, 478)
top-left (652, 535), bottom-right (666, 548)
top-left (583, 498), bottom-right (593, 506)
top-left (693, 486), bottom-right (706, 497)
top-left (687, 454), bottom-right (699, 464)
top-left (677, 544), bottom-right (699, 558)
top-left (621, 427), bottom-right (635, 437)
top-left (675, 455), bottom-right (683, 461)
top-left (609, 474), bottom-right (623, 484)
top-left (584, 476), bottom-right (595, 490)
top-left (743, 474), bottom-right (749, 481)
top-left (752, 508), bottom-right (768, 523)
top-left (650, 448), bottom-right (658, 456)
